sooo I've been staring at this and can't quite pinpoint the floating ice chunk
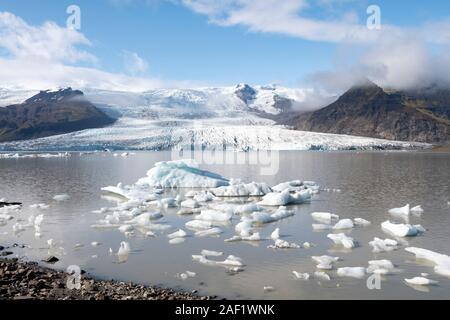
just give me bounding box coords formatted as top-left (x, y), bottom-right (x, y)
top-left (169, 237), bottom-right (186, 244)
top-left (195, 210), bottom-right (232, 222)
top-left (303, 242), bottom-right (312, 249)
top-left (121, 152), bottom-right (129, 157)
top-left (117, 241), bottom-right (130, 258)
top-left (227, 232), bottom-right (262, 242)
top-left (271, 228), bottom-right (280, 240)
top-left (217, 255), bottom-right (244, 267)
top-left (268, 239), bottom-right (300, 249)
top-left (381, 220), bottom-right (422, 237)
top-left (193, 191), bottom-right (216, 202)
top-left (201, 250), bottom-right (223, 257)
top-left (136, 159), bottom-right (229, 188)
top-left (292, 271), bottom-right (310, 280)
top-left (235, 218), bottom-right (254, 237)
top-left (145, 223), bottom-right (171, 231)
top-left (195, 227), bottom-right (223, 237)
top-left (185, 190), bottom-right (197, 198)
top-left (91, 241), bottom-right (100, 247)
top-left (258, 189), bottom-right (311, 206)
top-left (192, 255), bottom-right (217, 265)
top-left (369, 237), bottom-right (398, 253)
top-left (405, 247), bottom-right (450, 278)
top-left (179, 271), bottom-right (196, 280)
top-left (311, 212), bottom-right (339, 223)
top-left (271, 206), bottom-right (295, 220)
top-left (168, 229), bottom-right (188, 239)
top-left (327, 233), bottom-right (356, 249)
top-left (314, 271), bottom-right (331, 281)
top-left (0, 205), bottom-right (21, 214)
top-left (251, 212), bottom-right (275, 224)
top-left (337, 267), bottom-right (366, 279)
top-left (234, 203), bottom-right (263, 214)
top-left (312, 255), bottom-right (340, 270)
top-left (333, 219), bottom-right (354, 230)
top-left (47, 239), bottom-right (55, 248)
top-left (312, 224), bottom-right (332, 231)
top-left (353, 218), bottom-right (371, 226)
top-left (405, 277), bottom-right (438, 286)
top-left (185, 220), bottom-right (215, 230)
top-left (151, 197), bottom-right (177, 208)
top-left (388, 204), bottom-right (410, 216)
top-left (125, 212), bottom-right (163, 226)
top-left (180, 199), bottom-right (200, 209)
top-left (212, 182), bottom-right (271, 197)
top-left (263, 286), bottom-right (275, 292)
top-left (53, 194), bottom-right (70, 202)
top-left (272, 180), bottom-right (304, 192)
top-left (411, 205), bottom-right (424, 214)
top-left (367, 260), bottom-right (395, 274)
top-left (145, 231), bottom-right (156, 237)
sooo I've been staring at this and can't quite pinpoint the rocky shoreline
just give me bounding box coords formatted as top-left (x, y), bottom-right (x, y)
top-left (0, 257), bottom-right (212, 300)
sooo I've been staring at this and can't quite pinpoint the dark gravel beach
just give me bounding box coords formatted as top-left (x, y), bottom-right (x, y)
top-left (0, 256), bottom-right (212, 301)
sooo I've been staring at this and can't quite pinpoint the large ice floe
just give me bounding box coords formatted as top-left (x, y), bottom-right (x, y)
top-left (381, 220), bottom-right (425, 237)
top-left (405, 247), bottom-right (450, 278)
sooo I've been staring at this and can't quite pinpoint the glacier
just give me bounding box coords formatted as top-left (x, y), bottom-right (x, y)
top-left (0, 85), bottom-right (431, 151)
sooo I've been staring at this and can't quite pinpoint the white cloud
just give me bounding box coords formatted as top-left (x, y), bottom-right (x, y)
top-left (0, 11), bottom-right (172, 91)
top-left (122, 51), bottom-right (149, 74)
top-left (0, 11), bottom-right (95, 63)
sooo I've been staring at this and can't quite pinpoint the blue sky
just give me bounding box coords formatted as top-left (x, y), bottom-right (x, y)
top-left (0, 0), bottom-right (450, 90)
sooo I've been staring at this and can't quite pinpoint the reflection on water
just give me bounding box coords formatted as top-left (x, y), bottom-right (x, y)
top-left (0, 151), bottom-right (449, 299)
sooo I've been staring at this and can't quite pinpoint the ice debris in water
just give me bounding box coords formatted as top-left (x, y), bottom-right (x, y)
top-left (312, 224), bottom-right (333, 231)
top-left (369, 237), bottom-right (398, 253)
top-left (327, 233), bottom-right (356, 249)
top-left (195, 227), bottom-right (223, 237)
top-left (201, 250), bottom-right (223, 257)
top-left (117, 241), bottom-right (130, 256)
top-left (167, 229), bottom-right (188, 239)
top-left (263, 286), bottom-right (275, 292)
top-left (332, 219), bottom-right (354, 230)
top-left (192, 253), bottom-right (244, 267)
top-left (270, 228), bottom-right (280, 240)
top-left (179, 271), bottom-right (196, 280)
top-left (180, 199), bottom-right (200, 209)
top-left (185, 220), bottom-right (215, 230)
top-left (312, 255), bottom-right (340, 270)
top-left (30, 203), bottom-right (49, 210)
top-left (366, 260), bottom-right (396, 275)
top-left (292, 271), bottom-right (310, 280)
top-left (311, 212), bottom-right (339, 224)
top-left (405, 277), bottom-right (438, 286)
top-left (136, 159), bottom-right (229, 188)
top-left (381, 220), bottom-right (425, 237)
top-left (267, 239), bottom-right (300, 249)
top-left (337, 267), bottom-right (366, 279)
top-left (169, 237), bottom-right (186, 244)
top-left (195, 210), bottom-right (232, 222)
top-left (53, 194), bottom-right (70, 202)
top-left (411, 205), bottom-right (424, 214)
top-left (212, 181), bottom-right (272, 197)
top-left (405, 247), bottom-right (450, 278)
top-left (258, 189), bottom-right (311, 206)
top-left (251, 206), bottom-right (294, 225)
top-left (314, 271), bottom-right (331, 281)
top-left (272, 180), bottom-right (305, 192)
top-left (353, 218), bottom-right (371, 226)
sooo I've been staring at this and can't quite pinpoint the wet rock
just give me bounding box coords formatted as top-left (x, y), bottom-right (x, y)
top-left (42, 256), bottom-right (59, 264)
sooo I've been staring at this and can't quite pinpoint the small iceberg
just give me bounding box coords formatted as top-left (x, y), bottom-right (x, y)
top-left (258, 189), bottom-right (311, 206)
top-left (337, 267), bottom-right (366, 279)
top-left (272, 180), bottom-right (304, 192)
top-left (388, 204), bottom-right (410, 216)
top-left (353, 218), bottom-right (371, 226)
top-left (270, 228), bottom-right (280, 240)
top-left (292, 271), bottom-right (310, 280)
top-left (267, 239), bottom-right (300, 249)
top-left (405, 247), bottom-right (450, 278)
top-left (195, 227), bottom-right (223, 237)
top-left (185, 220), bottom-right (215, 230)
top-left (169, 237), bottom-right (186, 244)
top-left (332, 219), bottom-right (354, 230)
top-left (369, 237), bottom-right (398, 253)
top-left (381, 220), bottom-right (424, 237)
top-left (405, 277), bottom-right (438, 286)
top-left (327, 233), bottom-right (356, 249)
top-left (195, 210), bottom-right (232, 222)
top-left (136, 159), bottom-right (229, 188)
top-left (212, 182), bottom-right (272, 197)
top-left (180, 199), bottom-right (200, 209)
top-left (314, 271), bottom-right (331, 281)
top-left (311, 212), bottom-right (339, 224)
top-left (167, 229), bottom-right (188, 239)
top-left (201, 250), bottom-right (223, 257)
top-left (367, 260), bottom-right (395, 274)
top-left (312, 255), bottom-right (340, 270)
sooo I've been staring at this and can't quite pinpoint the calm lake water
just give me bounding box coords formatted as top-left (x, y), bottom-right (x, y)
top-left (1, 151), bottom-right (449, 299)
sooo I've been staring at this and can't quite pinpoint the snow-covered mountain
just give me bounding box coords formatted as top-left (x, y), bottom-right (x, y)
top-left (0, 84), bottom-right (430, 151)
